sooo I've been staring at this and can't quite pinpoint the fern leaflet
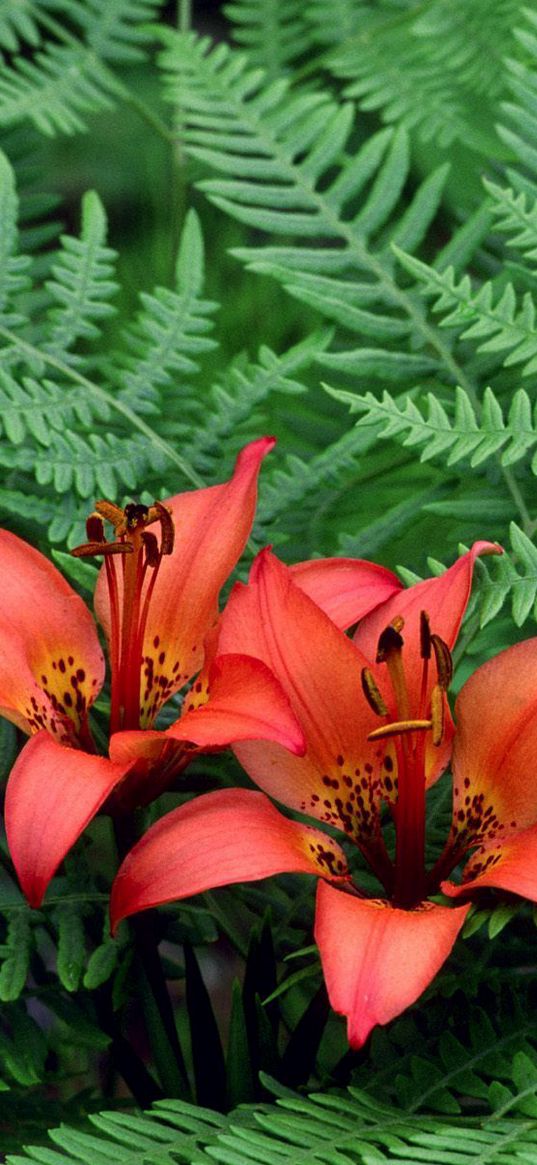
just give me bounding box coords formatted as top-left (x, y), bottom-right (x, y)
top-left (44, 190), bottom-right (118, 362)
top-left (327, 383), bottom-right (537, 471)
top-left (394, 244), bottom-right (537, 376)
top-left (484, 178), bottom-right (537, 264)
top-left (114, 208), bottom-right (218, 415)
top-left (9, 1086), bottom-right (537, 1165)
top-left (224, 0), bottom-right (309, 78)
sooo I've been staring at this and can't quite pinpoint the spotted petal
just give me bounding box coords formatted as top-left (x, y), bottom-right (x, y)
top-left (443, 821), bottom-right (537, 901)
top-left (5, 733), bottom-right (130, 908)
top-left (290, 557), bottom-right (402, 630)
top-left (218, 550), bottom-right (396, 879)
top-left (110, 788), bottom-right (350, 931)
top-left (315, 881), bottom-right (470, 1048)
top-left (95, 437), bottom-right (275, 726)
top-left (353, 541), bottom-right (501, 784)
top-left (446, 638), bottom-right (537, 866)
top-left (0, 529), bottom-right (104, 742)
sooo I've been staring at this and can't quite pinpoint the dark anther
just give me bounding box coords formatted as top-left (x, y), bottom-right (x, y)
top-left (86, 513), bottom-right (104, 543)
top-left (361, 668), bottom-right (388, 716)
top-left (431, 634), bottom-right (453, 690)
top-left (71, 540), bottom-right (133, 559)
top-left (153, 502), bottom-right (175, 556)
top-left (142, 531), bottom-right (160, 568)
top-left (376, 623), bottom-right (404, 663)
top-left (420, 610), bottom-right (431, 660)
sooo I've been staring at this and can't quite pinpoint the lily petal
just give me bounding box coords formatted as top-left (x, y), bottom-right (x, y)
top-left (218, 550), bottom-right (395, 858)
top-left (443, 821), bottom-right (537, 901)
top-left (290, 557), bottom-right (401, 630)
top-left (171, 653), bottom-right (306, 752)
top-left (353, 541), bottom-right (501, 784)
top-left (110, 788), bottom-right (349, 932)
top-left (5, 733), bottom-right (130, 908)
top-left (108, 652), bottom-right (306, 805)
top-left (0, 530), bottom-right (104, 741)
top-left (314, 880), bottom-right (470, 1048)
top-left (95, 437), bottom-right (275, 725)
top-left (448, 638), bottom-right (537, 859)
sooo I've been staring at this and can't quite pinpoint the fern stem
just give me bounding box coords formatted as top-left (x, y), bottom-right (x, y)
top-left (502, 467), bottom-right (535, 537)
top-left (178, 0), bottom-right (192, 32)
top-left (122, 90), bottom-right (177, 145)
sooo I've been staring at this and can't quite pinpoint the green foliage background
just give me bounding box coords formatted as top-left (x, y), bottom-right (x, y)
top-left (1, 0), bottom-right (537, 1159)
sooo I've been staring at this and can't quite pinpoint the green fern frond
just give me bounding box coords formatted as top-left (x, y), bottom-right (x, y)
top-left (77, 0), bottom-right (165, 64)
top-left (0, 41), bottom-right (119, 136)
top-left (0, 1003), bottom-right (46, 1089)
top-left (304, 0), bottom-right (368, 47)
top-left (0, 0), bottom-right (42, 53)
top-left (114, 208), bottom-right (217, 415)
top-left (394, 245), bottom-right (537, 376)
top-left (255, 420), bottom-right (384, 540)
top-left (0, 368), bottom-right (106, 447)
top-left (483, 178), bottom-right (537, 264)
top-left (477, 521), bottom-right (537, 626)
top-left (327, 383), bottom-right (537, 471)
top-left (10, 1085), bottom-right (537, 1165)
top-left (224, 0), bottom-right (308, 78)
top-left (43, 190), bottom-right (118, 362)
top-left (34, 429), bottom-right (167, 504)
top-left (156, 32), bottom-right (458, 387)
top-left (329, 0), bottom-right (526, 153)
top-left (357, 992), bottom-right (537, 1116)
top-left (498, 8), bottom-right (537, 189)
top-left (0, 150), bottom-right (30, 326)
top-left (0, 913), bottom-right (32, 1003)
top-left (187, 330), bottom-right (331, 473)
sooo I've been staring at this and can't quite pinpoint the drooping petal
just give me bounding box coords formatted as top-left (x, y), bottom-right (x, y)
top-left (95, 437), bottom-right (275, 725)
top-left (0, 529), bottom-right (104, 741)
top-left (442, 821), bottom-right (537, 901)
top-left (108, 652), bottom-right (306, 806)
top-left (217, 550), bottom-right (396, 875)
top-left (5, 733), bottom-right (130, 908)
top-left (171, 653), bottom-right (306, 752)
top-left (110, 788), bottom-right (350, 931)
top-left (446, 638), bottom-right (537, 862)
top-left (353, 541), bottom-right (501, 784)
top-left (290, 557), bottom-right (402, 630)
top-left (314, 880), bottom-right (470, 1048)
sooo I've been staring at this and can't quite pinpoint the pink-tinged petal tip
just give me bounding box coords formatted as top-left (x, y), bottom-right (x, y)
top-left (290, 557), bottom-right (402, 630)
top-left (314, 881), bottom-right (470, 1048)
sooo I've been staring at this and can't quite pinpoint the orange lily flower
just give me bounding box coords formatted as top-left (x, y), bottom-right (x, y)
top-left (3, 440), bottom-right (315, 908)
top-left (110, 542), bottom-right (519, 1048)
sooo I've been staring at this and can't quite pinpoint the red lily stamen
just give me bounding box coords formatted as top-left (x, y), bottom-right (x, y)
top-left (72, 500), bottom-right (175, 733)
